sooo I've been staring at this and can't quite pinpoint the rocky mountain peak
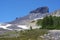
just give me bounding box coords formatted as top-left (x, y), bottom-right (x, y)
top-left (8, 7), bottom-right (49, 25)
top-left (30, 6), bottom-right (49, 13)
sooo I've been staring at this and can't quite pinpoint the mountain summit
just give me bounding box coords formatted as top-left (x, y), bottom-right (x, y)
top-left (9, 6), bottom-right (49, 25)
top-left (30, 6), bottom-right (49, 13)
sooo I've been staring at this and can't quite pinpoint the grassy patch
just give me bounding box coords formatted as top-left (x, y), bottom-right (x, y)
top-left (0, 29), bottom-right (48, 40)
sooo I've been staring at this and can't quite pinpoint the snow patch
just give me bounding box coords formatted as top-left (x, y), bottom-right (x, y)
top-left (18, 25), bottom-right (29, 29)
top-left (0, 24), bottom-right (11, 29)
top-left (34, 17), bottom-right (43, 20)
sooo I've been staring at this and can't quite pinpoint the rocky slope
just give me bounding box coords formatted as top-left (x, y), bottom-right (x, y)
top-left (8, 6), bottom-right (49, 25)
top-left (0, 6), bottom-right (60, 31)
top-left (51, 10), bottom-right (60, 17)
top-left (0, 6), bottom-right (60, 39)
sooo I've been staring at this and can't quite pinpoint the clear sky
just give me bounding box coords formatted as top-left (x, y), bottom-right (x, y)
top-left (0, 0), bottom-right (60, 23)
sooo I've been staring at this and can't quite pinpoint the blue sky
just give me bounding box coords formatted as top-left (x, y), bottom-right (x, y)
top-left (0, 0), bottom-right (60, 23)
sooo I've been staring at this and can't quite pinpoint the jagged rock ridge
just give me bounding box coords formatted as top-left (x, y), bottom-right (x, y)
top-left (30, 6), bottom-right (49, 13)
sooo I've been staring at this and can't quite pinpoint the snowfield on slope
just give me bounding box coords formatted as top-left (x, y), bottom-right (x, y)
top-left (0, 24), bottom-right (29, 30)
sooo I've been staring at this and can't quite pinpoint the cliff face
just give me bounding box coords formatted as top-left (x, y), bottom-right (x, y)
top-left (9, 6), bottom-right (49, 25)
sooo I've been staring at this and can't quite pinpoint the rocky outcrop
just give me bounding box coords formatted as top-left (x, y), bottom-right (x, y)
top-left (40, 30), bottom-right (60, 40)
top-left (30, 6), bottom-right (49, 13)
top-left (51, 10), bottom-right (60, 17)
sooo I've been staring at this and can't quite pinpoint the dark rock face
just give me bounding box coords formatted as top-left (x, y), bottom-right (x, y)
top-left (30, 6), bottom-right (49, 13)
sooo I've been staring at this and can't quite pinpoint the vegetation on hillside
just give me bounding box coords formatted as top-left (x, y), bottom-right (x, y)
top-left (37, 15), bottom-right (60, 29)
top-left (0, 29), bottom-right (48, 40)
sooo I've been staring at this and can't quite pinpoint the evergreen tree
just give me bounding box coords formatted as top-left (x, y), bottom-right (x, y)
top-left (39, 15), bottom-right (54, 29)
top-left (41, 15), bottom-right (49, 29)
top-left (49, 15), bottom-right (53, 25)
top-left (36, 15), bottom-right (60, 29)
